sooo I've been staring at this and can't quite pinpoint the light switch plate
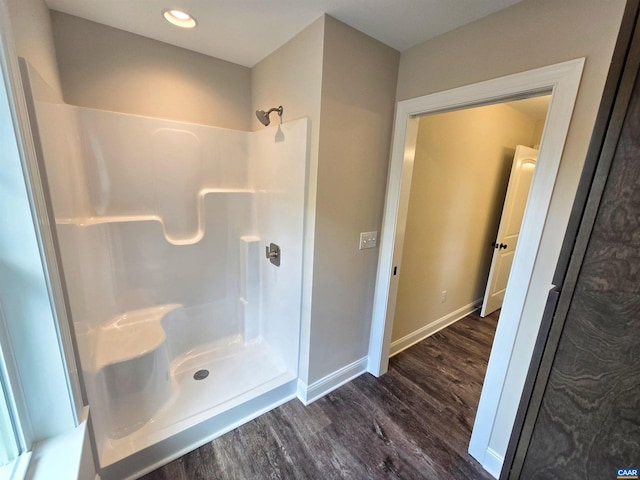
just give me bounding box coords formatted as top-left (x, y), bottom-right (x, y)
top-left (359, 231), bottom-right (378, 250)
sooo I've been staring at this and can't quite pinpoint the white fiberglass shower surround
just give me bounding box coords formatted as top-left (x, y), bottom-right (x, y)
top-left (26, 67), bottom-right (307, 477)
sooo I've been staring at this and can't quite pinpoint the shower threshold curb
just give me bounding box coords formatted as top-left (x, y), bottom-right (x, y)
top-left (99, 379), bottom-right (297, 480)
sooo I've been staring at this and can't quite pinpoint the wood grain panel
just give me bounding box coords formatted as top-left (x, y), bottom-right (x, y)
top-left (520, 52), bottom-right (640, 479)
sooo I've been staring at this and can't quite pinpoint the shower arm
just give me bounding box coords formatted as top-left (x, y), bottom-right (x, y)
top-left (266, 106), bottom-right (283, 116)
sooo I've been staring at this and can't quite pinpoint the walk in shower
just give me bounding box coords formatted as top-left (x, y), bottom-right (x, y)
top-left (24, 65), bottom-right (307, 476)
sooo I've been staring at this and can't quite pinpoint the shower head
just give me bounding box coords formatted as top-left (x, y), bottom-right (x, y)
top-left (256, 106), bottom-right (283, 126)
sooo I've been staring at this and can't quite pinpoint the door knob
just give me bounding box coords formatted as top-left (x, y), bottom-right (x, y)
top-left (499, 243), bottom-right (508, 249)
top-left (492, 242), bottom-right (508, 249)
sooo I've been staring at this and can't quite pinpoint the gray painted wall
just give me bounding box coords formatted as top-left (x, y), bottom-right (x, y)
top-left (252, 16), bottom-right (400, 385)
top-left (51, 12), bottom-right (252, 131)
top-left (308, 16), bottom-right (399, 382)
top-left (7, 0), bottom-right (62, 100)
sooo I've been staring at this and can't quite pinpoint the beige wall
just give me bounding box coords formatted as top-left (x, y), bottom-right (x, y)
top-left (532, 119), bottom-right (545, 146)
top-left (392, 104), bottom-right (538, 342)
top-left (251, 17), bottom-right (325, 384)
top-left (252, 16), bottom-right (399, 385)
top-left (396, 0), bottom-right (626, 310)
top-left (7, 0), bottom-right (62, 100)
top-left (251, 17), bottom-right (324, 132)
top-left (395, 0), bottom-right (625, 459)
top-left (308, 16), bottom-right (399, 382)
top-left (51, 12), bottom-right (251, 130)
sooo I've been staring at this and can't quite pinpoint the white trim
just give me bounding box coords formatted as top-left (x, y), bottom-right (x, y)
top-left (0, 451), bottom-right (31, 480)
top-left (25, 407), bottom-right (92, 480)
top-left (483, 447), bottom-right (504, 479)
top-left (297, 357), bottom-right (368, 405)
top-left (19, 59), bottom-right (84, 419)
top-left (0, 0), bottom-right (83, 421)
top-left (0, 301), bottom-right (31, 452)
top-left (367, 59), bottom-right (584, 467)
top-left (389, 300), bottom-right (481, 357)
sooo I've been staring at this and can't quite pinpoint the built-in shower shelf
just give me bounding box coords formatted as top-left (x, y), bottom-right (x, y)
top-left (55, 188), bottom-right (254, 245)
top-left (56, 189), bottom-right (254, 226)
top-left (202, 188), bottom-right (254, 193)
top-left (57, 214), bottom-right (162, 226)
top-left (95, 304), bottom-right (181, 369)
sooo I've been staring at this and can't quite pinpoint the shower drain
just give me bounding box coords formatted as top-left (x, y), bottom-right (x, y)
top-left (193, 369), bottom-right (209, 381)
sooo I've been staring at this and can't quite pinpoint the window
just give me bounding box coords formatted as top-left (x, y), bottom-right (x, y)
top-left (0, 3), bottom-right (87, 477)
top-left (0, 304), bottom-right (25, 478)
top-left (0, 365), bottom-right (19, 466)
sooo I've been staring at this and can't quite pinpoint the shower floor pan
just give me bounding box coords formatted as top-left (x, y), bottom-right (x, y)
top-left (95, 310), bottom-right (293, 468)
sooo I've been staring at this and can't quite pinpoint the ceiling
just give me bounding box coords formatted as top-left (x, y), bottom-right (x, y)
top-left (44, 0), bottom-right (524, 68)
top-left (506, 95), bottom-right (551, 121)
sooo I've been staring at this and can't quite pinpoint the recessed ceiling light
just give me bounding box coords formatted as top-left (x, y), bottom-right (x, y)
top-left (163, 9), bottom-right (197, 28)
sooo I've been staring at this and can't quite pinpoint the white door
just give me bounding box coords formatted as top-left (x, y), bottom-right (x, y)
top-left (481, 145), bottom-right (538, 317)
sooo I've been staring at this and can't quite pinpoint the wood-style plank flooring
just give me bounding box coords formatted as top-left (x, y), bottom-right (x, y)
top-left (142, 310), bottom-right (499, 480)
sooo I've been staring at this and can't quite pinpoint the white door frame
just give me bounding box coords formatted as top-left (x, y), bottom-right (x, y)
top-left (367, 59), bottom-right (584, 476)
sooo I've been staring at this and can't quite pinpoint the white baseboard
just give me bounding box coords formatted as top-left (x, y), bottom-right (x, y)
top-left (483, 447), bottom-right (504, 479)
top-left (297, 356), bottom-right (368, 405)
top-left (389, 299), bottom-right (481, 357)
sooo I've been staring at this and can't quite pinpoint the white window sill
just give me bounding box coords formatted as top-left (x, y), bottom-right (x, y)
top-left (3, 407), bottom-right (93, 480)
top-left (0, 451), bottom-right (31, 480)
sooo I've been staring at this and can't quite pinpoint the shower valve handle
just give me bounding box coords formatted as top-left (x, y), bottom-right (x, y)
top-left (266, 243), bottom-right (281, 267)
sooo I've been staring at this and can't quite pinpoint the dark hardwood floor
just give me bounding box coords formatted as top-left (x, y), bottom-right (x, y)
top-left (141, 310), bottom-right (499, 480)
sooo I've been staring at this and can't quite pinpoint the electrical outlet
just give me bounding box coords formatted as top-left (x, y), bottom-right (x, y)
top-left (359, 231), bottom-right (378, 250)
top-left (440, 290), bottom-right (447, 303)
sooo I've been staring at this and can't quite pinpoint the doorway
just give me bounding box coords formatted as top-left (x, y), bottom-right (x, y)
top-left (367, 59), bottom-right (585, 477)
top-left (390, 96), bottom-right (550, 357)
